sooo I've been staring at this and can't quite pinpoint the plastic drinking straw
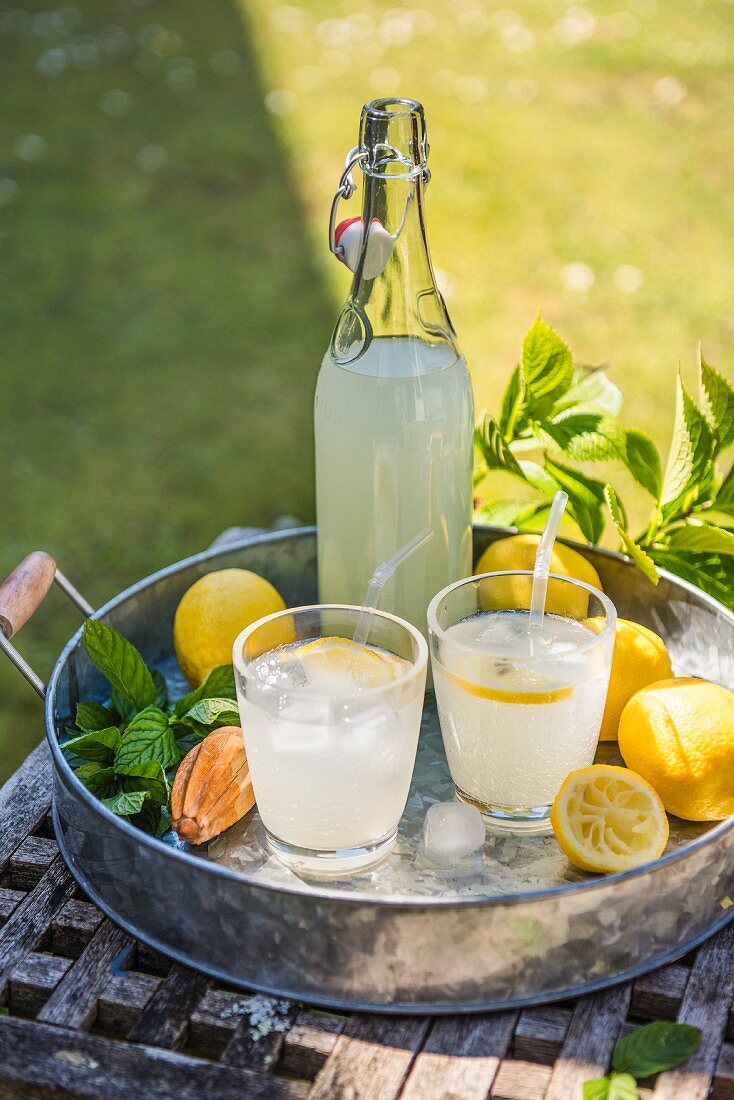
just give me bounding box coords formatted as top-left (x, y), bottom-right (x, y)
top-left (352, 528), bottom-right (434, 646)
top-left (529, 491), bottom-right (569, 630)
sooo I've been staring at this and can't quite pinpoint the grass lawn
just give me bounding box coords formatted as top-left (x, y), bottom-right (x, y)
top-left (2, 0), bottom-right (734, 780)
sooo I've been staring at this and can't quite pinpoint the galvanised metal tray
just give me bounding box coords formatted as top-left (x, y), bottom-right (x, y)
top-left (40, 527), bottom-right (734, 1012)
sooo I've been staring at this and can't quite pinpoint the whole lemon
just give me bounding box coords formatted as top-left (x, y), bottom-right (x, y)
top-left (588, 618), bottom-right (673, 741)
top-left (619, 677), bottom-right (734, 821)
top-left (174, 569), bottom-right (291, 687)
top-left (475, 533), bottom-right (602, 618)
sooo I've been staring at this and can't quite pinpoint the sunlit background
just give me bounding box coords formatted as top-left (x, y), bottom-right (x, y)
top-left (2, 0), bottom-right (734, 779)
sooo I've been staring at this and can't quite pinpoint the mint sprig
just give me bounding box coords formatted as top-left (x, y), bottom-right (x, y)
top-left (475, 317), bottom-right (734, 609)
top-left (61, 621), bottom-right (242, 835)
top-left (583, 1021), bottom-right (702, 1097)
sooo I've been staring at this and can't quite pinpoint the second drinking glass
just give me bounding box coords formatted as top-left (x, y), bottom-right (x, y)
top-left (428, 570), bottom-right (616, 833)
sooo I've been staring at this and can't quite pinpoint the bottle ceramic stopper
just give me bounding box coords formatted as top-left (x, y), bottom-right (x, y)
top-left (334, 216), bottom-right (394, 279)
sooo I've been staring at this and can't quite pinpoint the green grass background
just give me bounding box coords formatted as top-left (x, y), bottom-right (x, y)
top-left (2, 0), bottom-right (734, 780)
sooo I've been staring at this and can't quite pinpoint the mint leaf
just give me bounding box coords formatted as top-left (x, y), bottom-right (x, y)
top-left (499, 364), bottom-right (525, 439)
top-left (152, 669), bottom-right (168, 708)
top-left (109, 685), bottom-right (136, 723)
top-left (476, 498), bottom-right (547, 529)
top-left (172, 663), bottom-right (236, 718)
top-left (624, 429), bottom-right (663, 500)
top-left (521, 316), bottom-right (574, 418)
top-left (583, 1077), bottom-right (611, 1100)
top-left (661, 376), bottom-right (715, 521)
top-left (608, 1075), bottom-right (639, 1099)
top-left (62, 726), bottom-right (121, 762)
top-left (132, 799), bottom-right (164, 835)
top-left (74, 762), bottom-right (116, 797)
top-left (700, 352), bottom-right (734, 454)
top-left (606, 485), bottom-right (658, 584)
top-left (475, 413), bottom-right (524, 477)
top-left (553, 364), bottom-right (622, 417)
top-left (75, 701), bottom-right (119, 732)
top-left (184, 697), bottom-right (240, 728)
top-left (116, 760), bottom-right (169, 805)
top-left (667, 523), bottom-right (734, 555)
top-left (173, 723), bottom-right (207, 756)
top-left (544, 457), bottom-right (606, 543)
top-left (83, 620), bottom-right (156, 711)
top-left (102, 789), bottom-right (149, 817)
top-left (714, 462), bottom-right (734, 514)
top-left (535, 413), bottom-right (626, 462)
top-left (650, 548), bottom-right (734, 608)
top-left (115, 706), bottom-right (180, 771)
top-left (612, 1022), bottom-right (701, 1078)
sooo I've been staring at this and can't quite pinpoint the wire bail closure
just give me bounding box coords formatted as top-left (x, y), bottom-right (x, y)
top-left (328, 147), bottom-right (368, 256)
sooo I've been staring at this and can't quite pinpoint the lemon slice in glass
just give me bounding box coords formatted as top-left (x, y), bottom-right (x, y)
top-left (550, 764), bottom-right (669, 874)
top-left (290, 636), bottom-right (406, 691)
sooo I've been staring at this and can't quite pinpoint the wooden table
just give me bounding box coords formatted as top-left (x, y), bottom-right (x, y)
top-left (1, 743), bottom-right (733, 1099)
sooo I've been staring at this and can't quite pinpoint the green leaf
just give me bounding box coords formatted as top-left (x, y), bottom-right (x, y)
top-left (623, 429), bottom-right (663, 500)
top-left (75, 701), bottom-right (119, 732)
top-left (583, 1076), bottom-right (639, 1100)
top-left (109, 686), bottom-right (136, 723)
top-left (475, 413), bottom-right (524, 477)
top-left (661, 376), bottom-right (715, 521)
top-left (116, 760), bottom-right (169, 806)
top-left (131, 800), bottom-right (164, 835)
top-left (152, 669), bottom-right (168, 708)
top-left (650, 548), bottom-right (734, 608)
top-left (521, 316), bottom-right (574, 418)
top-left (715, 462), bottom-right (734, 514)
top-left (102, 789), bottom-right (149, 817)
top-left (583, 1077), bottom-right (611, 1100)
top-left (172, 664), bottom-right (236, 718)
top-left (667, 523), bottom-right (734, 555)
top-left (62, 726), bottom-right (121, 762)
top-left (184, 697), bottom-right (240, 728)
top-left (74, 762), bottom-right (117, 797)
top-left (499, 364), bottom-right (526, 439)
top-left (605, 485), bottom-right (659, 584)
top-left (700, 352), bottom-right (734, 453)
top-left (553, 364), bottom-right (622, 417)
top-left (475, 498), bottom-right (547, 529)
top-left (83, 620), bottom-right (156, 711)
top-left (173, 723), bottom-right (207, 756)
top-left (115, 706), bottom-right (180, 771)
top-left (612, 1021), bottom-right (702, 1078)
top-left (544, 457), bottom-right (606, 543)
top-left (535, 413), bottom-right (626, 462)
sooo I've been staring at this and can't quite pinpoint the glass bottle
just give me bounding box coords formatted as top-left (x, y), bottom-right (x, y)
top-left (314, 98), bottom-right (474, 638)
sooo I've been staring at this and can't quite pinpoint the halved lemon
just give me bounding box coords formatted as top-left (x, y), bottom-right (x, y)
top-left (550, 764), bottom-right (669, 874)
top-left (291, 636), bottom-right (405, 689)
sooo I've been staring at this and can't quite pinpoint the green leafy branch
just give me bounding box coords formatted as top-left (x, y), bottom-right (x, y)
top-left (474, 316), bottom-right (734, 608)
top-left (62, 620), bottom-right (238, 835)
top-left (583, 1020), bottom-right (701, 1098)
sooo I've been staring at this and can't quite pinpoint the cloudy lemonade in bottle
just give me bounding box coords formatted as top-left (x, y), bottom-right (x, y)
top-left (315, 100), bottom-right (474, 638)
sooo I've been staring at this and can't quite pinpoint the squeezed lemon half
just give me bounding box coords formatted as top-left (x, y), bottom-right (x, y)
top-left (551, 764), bottom-right (669, 874)
top-left (290, 636), bottom-right (406, 689)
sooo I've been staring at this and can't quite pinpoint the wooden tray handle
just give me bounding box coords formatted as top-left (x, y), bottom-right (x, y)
top-left (0, 551), bottom-right (57, 640)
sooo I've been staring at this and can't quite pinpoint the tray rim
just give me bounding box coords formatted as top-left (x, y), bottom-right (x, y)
top-left (45, 524), bottom-right (734, 910)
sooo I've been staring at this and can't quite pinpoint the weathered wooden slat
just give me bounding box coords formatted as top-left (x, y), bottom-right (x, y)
top-left (51, 899), bottom-right (104, 958)
top-left (653, 920), bottom-right (734, 1100)
top-left (309, 1016), bottom-right (430, 1100)
top-left (98, 971), bottom-right (160, 1035)
top-left (221, 997), bottom-right (298, 1072)
top-left (8, 951), bottom-right (72, 1017)
top-left (632, 964), bottom-right (690, 1023)
top-left (188, 989), bottom-right (245, 1057)
top-left (37, 919), bottom-right (134, 1029)
top-left (514, 1007), bottom-right (572, 1064)
top-left (543, 983), bottom-right (632, 1099)
top-left (127, 964), bottom-right (210, 1050)
top-left (0, 886), bottom-right (25, 925)
top-left (491, 1058), bottom-right (553, 1099)
top-left (0, 1015), bottom-right (307, 1099)
top-left (0, 857), bottom-right (75, 998)
top-left (135, 941), bottom-right (174, 977)
top-left (713, 1040), bottom-right (734, 1100)
top-left (8, 835), bottom-right (59, 891)
top-left (0, 742), bottom-right (53, 872)
top-left (400, 1011), bottom-right (517, 1100)
top-left (281, 1010), bottom-right (346, 1080)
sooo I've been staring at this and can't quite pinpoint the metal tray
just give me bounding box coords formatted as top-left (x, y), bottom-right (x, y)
top-left (42, 527), bottom-right (734, 1012)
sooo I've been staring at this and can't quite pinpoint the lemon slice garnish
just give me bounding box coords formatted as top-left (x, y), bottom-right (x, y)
top-left (292, 636), bottom-right (405, 689)
top-left (444, 668), bottom-right (573, 705)
top-left (551, 764), bottom-right (669, 874)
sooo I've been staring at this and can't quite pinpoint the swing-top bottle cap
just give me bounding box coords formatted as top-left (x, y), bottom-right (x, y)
top-left (359, 98), bottom-right (429, 179)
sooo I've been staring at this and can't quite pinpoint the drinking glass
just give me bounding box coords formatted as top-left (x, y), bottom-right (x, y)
top-left (233, 605), bottom-right (427, 876)
top-left (428, 570), bottom-right (616, 833)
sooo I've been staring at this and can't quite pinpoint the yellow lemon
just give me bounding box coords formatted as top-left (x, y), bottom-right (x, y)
top-left (292, 637), bottom-right (406, 690)
top-left (618, 678), bottom-right (734, 821)
top-left (585, 618), bottom-right (673, 741)
top-left (551, 764), bottom-right (669, 874)
top-left (174, 568), bottom-right (292, 686)
top-left (475, 534), bottom-right (602, 618)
